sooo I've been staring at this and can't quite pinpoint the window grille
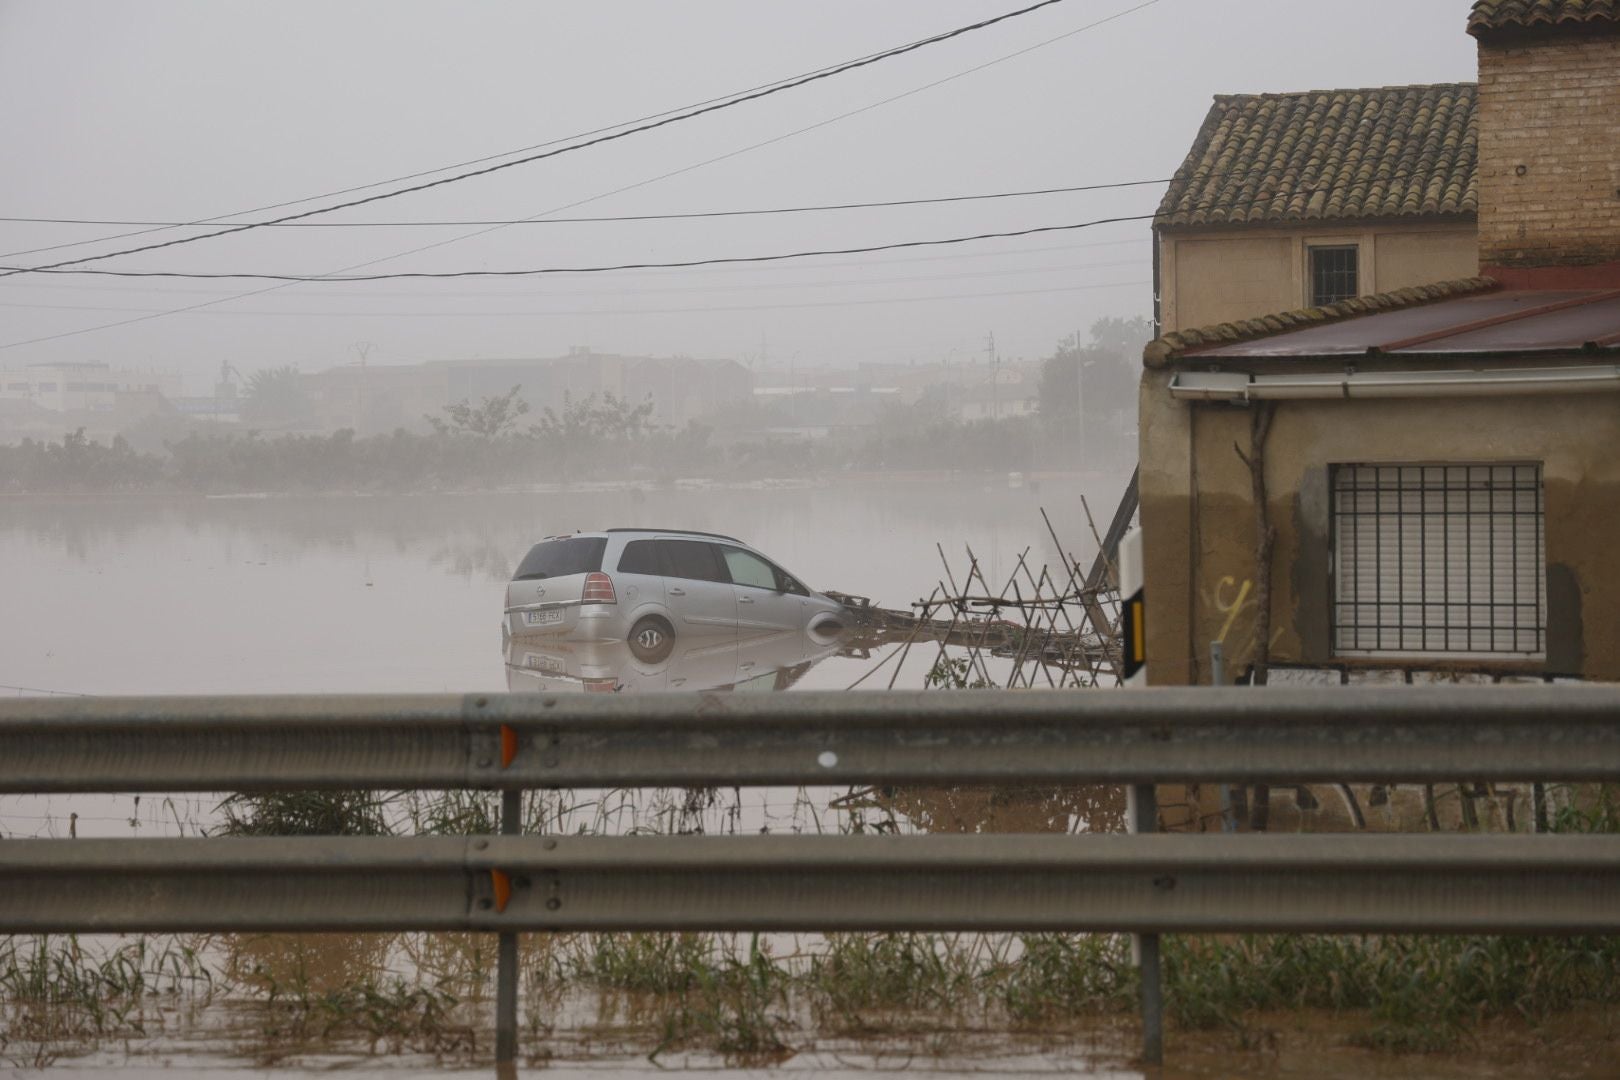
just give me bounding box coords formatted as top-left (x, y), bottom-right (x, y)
top-left (1331, 464), bottom-right (1545, 658)
top-left (1309, 245), bottom-right (1359, 306)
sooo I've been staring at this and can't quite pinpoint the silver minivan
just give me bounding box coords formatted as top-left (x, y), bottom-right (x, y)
top-left (503, 529), bottom-right (848, 658)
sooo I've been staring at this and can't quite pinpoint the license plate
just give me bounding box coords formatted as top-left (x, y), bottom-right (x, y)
top-left (524, 608), bottom-right (564, 627)
top-left (524, 654), bottom-right (566, 673)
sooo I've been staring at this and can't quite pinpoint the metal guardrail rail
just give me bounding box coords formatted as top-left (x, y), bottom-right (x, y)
top-left (2, 686), bottom-right (1618, 1068)
top-left (5, 834), bottom-right (1618, 935)
top-left (3, 686), bottom-right (1620, 790)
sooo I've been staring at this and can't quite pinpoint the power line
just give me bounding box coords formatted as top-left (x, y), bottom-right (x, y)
top-left (0, 259), bottom-right (1148, 312)
top-left (0, 238), bottom-right (1149, 295)
top-left (0, 215), bottom-right (1158, 281)
top-left (0, 178), bottom-right (1173, 229)
top-left (0, 0), bottom-right (1169, 351)
top-left (0, 5), bottom-right (1064, 262)
top-left (1, 0), bottom-right (1081, 279)
top-left (0, 279), bottom-right (1151, 319)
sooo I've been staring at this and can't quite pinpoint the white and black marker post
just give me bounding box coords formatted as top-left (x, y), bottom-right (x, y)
top-left (1117, 528), bottom-right (1162, 1064)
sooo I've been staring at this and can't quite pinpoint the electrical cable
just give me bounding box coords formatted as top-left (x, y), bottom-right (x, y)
top-left (0, 258), bottom-right (1147, 311)
top-left (0, 215), bottom-right (1158, 281)
top-left (0, 177), bottom-right (1175, 229)
top-left (0, 3), bottom-right (1070, 262)
top-left (0, 0), bottom-right (1081, 279)
top-left (0, 159), bottom-right (1452, 350)
top-left (0, 238), bottom-right (1148, 295)
top-left (0, 279), bottom-right (1151, 319)
top-left (0, 0), bottom-right (1169, 350)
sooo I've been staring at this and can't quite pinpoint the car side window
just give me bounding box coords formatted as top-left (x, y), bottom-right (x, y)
top-left (773, 563), bottom-right (809, 596)
top-left (720, 547), bottom-right (777, 590)
top-left (617, 539), bottom-right (661, 575)
top-left (658, 539), bottom-right (728, 582)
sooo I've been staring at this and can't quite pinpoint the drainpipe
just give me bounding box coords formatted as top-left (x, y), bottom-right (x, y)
top-left (1168, 365), bottom-right (1620, 401)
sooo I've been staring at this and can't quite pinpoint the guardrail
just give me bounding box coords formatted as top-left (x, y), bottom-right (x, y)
top-left (2, 686), bottom-right (1618, 1068)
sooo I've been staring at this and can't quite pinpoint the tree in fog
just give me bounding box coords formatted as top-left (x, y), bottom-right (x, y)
top-left (427, 384), bottom-right (530, 437)
top-left (1037, 315), bottom-right (1151, 454)
top-left (241, 365), bottom-right (315, 429)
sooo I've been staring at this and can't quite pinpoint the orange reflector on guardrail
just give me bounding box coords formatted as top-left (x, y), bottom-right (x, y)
top-left (491, 869), bottom-right (512, 913)
top-left (500, 725), bottom-right (518, 769)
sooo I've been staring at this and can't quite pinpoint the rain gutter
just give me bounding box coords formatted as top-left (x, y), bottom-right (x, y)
top-left (1169, 365), bottom-right (1620, 402)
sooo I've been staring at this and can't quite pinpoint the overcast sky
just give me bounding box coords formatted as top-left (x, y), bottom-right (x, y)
top-left (0, 1), bottom-right (1477, 389)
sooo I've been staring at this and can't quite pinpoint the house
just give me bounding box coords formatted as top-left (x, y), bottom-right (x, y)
top-left (1137, 0), bottom-right (1620, 687)
top-left (1155, 83), bottom-right (1479, 333)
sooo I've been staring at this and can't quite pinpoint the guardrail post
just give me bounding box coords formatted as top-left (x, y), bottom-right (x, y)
top-left (1210, 642), bottom-right (1237, 833)
top-left (495, 789), bottom-right (521, 1067)
top-left (1128, 782), bottom-right (1164, 1065)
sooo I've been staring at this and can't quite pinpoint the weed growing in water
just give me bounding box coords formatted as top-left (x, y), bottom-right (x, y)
top-left (988, 933), bottom-right (1136, 1024)
top-left (810, 933), bottom-right (978, 1029)
top-left (216, 790), bottom-right (391, 836)
top-left (652, 934), bottom-right (792, 1064)
top-left (0, 934), bottom-right (213, 1065)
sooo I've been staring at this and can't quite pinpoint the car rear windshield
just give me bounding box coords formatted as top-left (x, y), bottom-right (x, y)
top-left (512, 537), bottom-right (607, 581)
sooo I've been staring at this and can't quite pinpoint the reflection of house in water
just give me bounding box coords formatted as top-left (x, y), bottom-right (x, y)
top-left (302, 348), bottom-right (751, 434)
top-left (1141, 2), bottom-right (1620, 688)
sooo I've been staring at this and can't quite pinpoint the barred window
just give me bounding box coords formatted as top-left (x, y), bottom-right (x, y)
top-left (1332, 464), bottom-right (1545, 658)
top-left (1309, 245), bottom-right (1359, 306)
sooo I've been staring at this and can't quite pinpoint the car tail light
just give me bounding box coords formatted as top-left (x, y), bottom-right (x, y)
top-left (584, 678), bottom-right (619, 692)
top-left (582, 572), bottom-right (617, 604)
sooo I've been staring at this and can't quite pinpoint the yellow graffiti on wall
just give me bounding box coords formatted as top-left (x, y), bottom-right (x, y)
top-left (1206, 574), bottom-right (1285, 668)
top-left (1213, 576), bottom-right (1252, 645)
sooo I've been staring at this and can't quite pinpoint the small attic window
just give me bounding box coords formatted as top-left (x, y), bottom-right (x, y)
top-left (1309, 245), bottom-right (1359, 306)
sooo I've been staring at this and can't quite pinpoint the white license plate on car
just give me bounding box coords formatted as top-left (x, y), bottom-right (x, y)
top-left (524, 608), bottom-right (564, 627)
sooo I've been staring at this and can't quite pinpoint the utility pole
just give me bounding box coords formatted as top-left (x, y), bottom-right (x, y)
top-left (353, 342), bottom-right (375, 432)
top-left (985, 332), bottom-right (999, 421)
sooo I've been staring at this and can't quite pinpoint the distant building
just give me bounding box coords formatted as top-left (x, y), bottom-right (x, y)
top-left (0, 361), bottom-right (120, 412)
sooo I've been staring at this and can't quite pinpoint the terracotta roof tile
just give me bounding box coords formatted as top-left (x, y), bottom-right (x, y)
top-left (1156, 84), bottom-right (1477, 228)
top-left (1468, 0), bottom-right (1620, 36)
top-left (1142, 277), bottom-right (1501, 367)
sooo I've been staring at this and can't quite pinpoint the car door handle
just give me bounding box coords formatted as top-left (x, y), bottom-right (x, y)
top-left (668, 587), bottom-right (686, 596)
top-left (739, 596), bottom-right (754, 604)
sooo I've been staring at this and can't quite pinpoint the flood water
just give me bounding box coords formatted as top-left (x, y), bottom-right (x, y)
top-left (0, 474), bottom-right (1119, 699)
top-left (8, 475), bottom-right (1613, 1077)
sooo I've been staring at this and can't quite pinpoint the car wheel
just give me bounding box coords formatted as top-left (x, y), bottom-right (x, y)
top-left (628, 616), bottom-right (674, 663)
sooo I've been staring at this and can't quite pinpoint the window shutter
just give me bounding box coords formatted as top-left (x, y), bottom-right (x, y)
top-left (1332, 464), bottom-right (1545, 658)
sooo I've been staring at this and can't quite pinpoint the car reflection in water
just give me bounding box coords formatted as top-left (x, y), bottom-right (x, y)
top-left (505, 626), bottom-right (847, 694)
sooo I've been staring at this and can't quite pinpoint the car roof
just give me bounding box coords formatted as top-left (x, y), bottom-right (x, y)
top-left (606, 527), bottom-right (743, 543)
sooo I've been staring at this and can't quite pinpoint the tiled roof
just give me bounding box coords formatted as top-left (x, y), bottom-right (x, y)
top-left (1143, 277), bottom-right (1500, 367)
top-left (1468, 0), bottom-right (1620, 36)
top-left (1156, 84), bottom-right (1477, 228)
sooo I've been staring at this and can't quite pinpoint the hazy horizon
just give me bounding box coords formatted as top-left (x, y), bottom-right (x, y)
top-left (1, 1), bottom-right (1476, 393)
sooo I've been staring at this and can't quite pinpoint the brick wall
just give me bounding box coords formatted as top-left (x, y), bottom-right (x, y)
top-left (1477, 34), bottom-right (1620, 268)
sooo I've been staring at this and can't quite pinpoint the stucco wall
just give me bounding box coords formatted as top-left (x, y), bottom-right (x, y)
top-left (1159, 224), bottom-right (1479, 333)
top-left (1139, 366), bottom-right (1620, 685)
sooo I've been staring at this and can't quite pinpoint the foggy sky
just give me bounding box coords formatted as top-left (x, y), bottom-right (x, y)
top-left (0, 1), bottom-right (1476, 390)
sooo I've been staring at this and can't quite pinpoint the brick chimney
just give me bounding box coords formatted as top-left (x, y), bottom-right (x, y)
top-left (1469, 2), bottom-right (1620, 288)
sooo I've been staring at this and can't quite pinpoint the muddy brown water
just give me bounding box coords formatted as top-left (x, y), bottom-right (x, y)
top-left (5, 476), bottom-right (1616, 1074)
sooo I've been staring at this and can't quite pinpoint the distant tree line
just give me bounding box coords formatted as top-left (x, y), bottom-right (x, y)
top-left (0, 386), bottom-right (1067, 495)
